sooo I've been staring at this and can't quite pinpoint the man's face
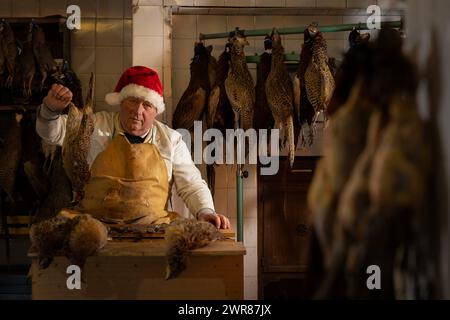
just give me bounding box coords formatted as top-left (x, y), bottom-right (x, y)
top-left (119, 97), bottom-right (158, 136)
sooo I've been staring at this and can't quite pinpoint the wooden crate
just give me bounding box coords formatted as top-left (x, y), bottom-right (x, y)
top-left (29, 239), bottom-right (245, 300)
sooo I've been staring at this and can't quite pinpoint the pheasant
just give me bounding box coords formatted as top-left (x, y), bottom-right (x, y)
top-left (165, 219), bottom-right (225, 279)
top-left (206, 43), bottom-right (235, 197)
top-left (0, 113), bottom-right (23, 202)
top-left (308, 40), bottom-right (376, 265)
top-left (172, 42), bottom-right (212, 130)
top-left (30, 215), bottom-right (71, 269)
top-left (0, 20), bottom-right (17, 88)
top-left (62, 73), bottom-right (95, 204)
top-left (313, 29), bottom-right (431, 299)
top-left (304, 24), bottom-right (335, 123)
top-left (32, 23), bottom-right (56, 91)
top-left (253, 35), bottom-right (274, 131)
top-left (207, 43), bottom-right (234, 133)
top-left (63, 214), bottom-right (108, 270)
top-left (35, 147), bottom-right (73, 222)
top-left (327, 37), bottom-right (373, 117)
top-left (294, 26), bottom-right (316, 147)
top-left (0, 29), bottom-right (4, 80)
top-left (224, 33), bottom-right (255, 131)
top-left (308, 79), bottom-right (373, 267)
top-left (265, 29), bottom-right (296, 167)
top-left (30, 214), bottom-right (108, 271)
top-left (20, 24), bottom-right (36, 98)
top-left (314, 108), bottom-right (385, 299)
top-left (348, 27), bottom-right (371, 49)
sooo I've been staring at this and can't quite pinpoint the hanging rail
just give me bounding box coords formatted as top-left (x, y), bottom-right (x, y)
top-left (199, 20), bottom-right (402, 40)
top-left (246, 53), bottom-right (300, 64)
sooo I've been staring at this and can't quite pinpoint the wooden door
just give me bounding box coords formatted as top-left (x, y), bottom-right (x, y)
top-left (258, 157), bottom-right (319, 299)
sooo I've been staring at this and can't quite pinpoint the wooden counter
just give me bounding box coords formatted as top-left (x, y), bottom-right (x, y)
top-left (29, 237), bottom-right (246, 300)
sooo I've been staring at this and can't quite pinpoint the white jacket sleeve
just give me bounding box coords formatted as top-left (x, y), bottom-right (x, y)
top-left (35, 103), bottom-right (68, 146)
top-left (171, 132), bottom-right (215, 217)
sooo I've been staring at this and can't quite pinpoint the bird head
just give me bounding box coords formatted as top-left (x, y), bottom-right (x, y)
top-left (306, 22), bottom-right (319, 40)
top-left (224, 42), bottom-right (232, 52)
top-left (269, 28), bottom-right (282, 48)
top-left (192, 42), bottom-right (210, 64)
top-left (360, 32), bottom-right (371, 43)
top-left (228, 34), bottom-right (249, 57)
top-left (264, 34), bottom-right (273, 50)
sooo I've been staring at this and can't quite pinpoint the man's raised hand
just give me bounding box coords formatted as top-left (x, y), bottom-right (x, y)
top-left (43, 84), bottom-right (73, 112)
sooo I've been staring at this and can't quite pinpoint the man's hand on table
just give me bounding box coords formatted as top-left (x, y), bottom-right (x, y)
top-left (197, 210), bottom-right (231, 230)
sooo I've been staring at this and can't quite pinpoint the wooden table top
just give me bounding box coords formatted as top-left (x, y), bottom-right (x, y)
top-left (28, 238), bottom-right (246, 258)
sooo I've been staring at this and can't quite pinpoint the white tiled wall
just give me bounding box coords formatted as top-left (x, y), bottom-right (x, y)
top-left (0, 0), bottom-right (133, 112)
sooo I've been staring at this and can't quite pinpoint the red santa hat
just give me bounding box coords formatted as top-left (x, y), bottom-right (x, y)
top-left (105, 66), bottom-right (165, 114)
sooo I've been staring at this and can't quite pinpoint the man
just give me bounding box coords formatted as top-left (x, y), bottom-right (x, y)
top-left (36, 66), bottom-right (230, 229)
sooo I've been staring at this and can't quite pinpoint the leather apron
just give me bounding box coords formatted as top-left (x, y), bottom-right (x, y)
top-left (79, 133), bottom-right (177, 225)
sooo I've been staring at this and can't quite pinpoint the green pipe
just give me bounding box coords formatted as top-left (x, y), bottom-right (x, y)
top-left (236, 165), bottom-right (244, 242)
top-left (246, 53), bottom-right (300, 64)
top-left (199, 20), bottom-right (401, 40)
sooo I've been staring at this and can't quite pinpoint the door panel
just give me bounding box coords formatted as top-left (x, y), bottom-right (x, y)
top-left (259, 157), bottom-right (320, 298)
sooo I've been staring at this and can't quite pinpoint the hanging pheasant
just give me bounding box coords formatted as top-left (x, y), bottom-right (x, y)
top-left (254, 35), bottom-right (275, 131)
top-left (265, 29), bottom-right (296, 167)
top-left (327, 32), bottom-right (372, 116)
top-left (31, 22), bottom-right (56, 91)
top-left (207, 43), bottom-right (234, 133)
top-left (304, 23), bottom-right (335, 120)
top-left (35, 147), bottom-right (73, 222)
top-left (348, 27), bottom-right (371, 49)
top-left (62, 73), bottom-right (95, 204)
top-left (224, 32), bottom-right (255, 131)
top-left (308, 79), bottom-right (373, 269)
top-left (20, 23), bottom-right (36, 98)
top-left (293, 26), bottom-right (316, 147)
top-left (0, 20), bottom-right (18, 88)
top-left (172, 42), bottom-right (212, 130)
top-left (206, 43), bottom-right (235, 197)
top-left (308, 41), bottom-right (375, 266)
top-left (0, 113), bottom-right (23, 202)
top-left (313, 29), bottom-right (434, 300)
top-left (314, 108), bottom-right (384, 299)
top-left (0, 29), bottom-right (4, 81)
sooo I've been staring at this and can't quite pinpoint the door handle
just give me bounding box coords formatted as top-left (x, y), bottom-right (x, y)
top-left (296, 223), bottom-right (309, 236)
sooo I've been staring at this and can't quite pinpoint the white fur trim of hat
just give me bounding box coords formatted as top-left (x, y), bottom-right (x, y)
top-left (105, 84), bottom-right (165, 114)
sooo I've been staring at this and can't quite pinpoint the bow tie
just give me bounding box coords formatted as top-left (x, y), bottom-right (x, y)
top-left (125, 133), bottom-right (146, 144)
